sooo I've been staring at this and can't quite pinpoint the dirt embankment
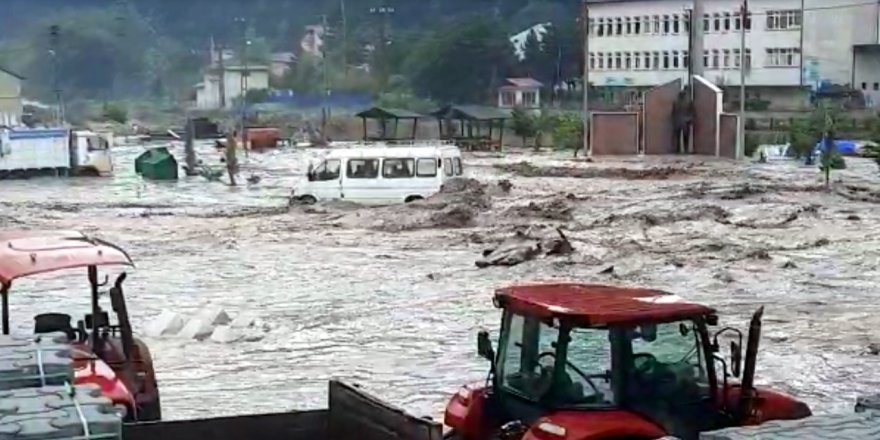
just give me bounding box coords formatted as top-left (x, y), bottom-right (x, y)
top-left (494, 161), bottom-right (698, 180)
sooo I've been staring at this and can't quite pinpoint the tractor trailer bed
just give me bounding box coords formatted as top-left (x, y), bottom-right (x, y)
top-left (123, 380), bottom-right (442, 440)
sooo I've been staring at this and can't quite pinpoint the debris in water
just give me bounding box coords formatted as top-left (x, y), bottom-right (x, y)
top-left (781, 260), bottom-right (798, 269)
top-left (598, 265), bottom-right (615, 275)
top-left (846, 214), bottom-right (862, 221)
top-left (475, 228), bottom-right (574, 268)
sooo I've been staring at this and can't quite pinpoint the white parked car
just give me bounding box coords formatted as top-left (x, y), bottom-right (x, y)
top-left (292, 144), bottom-right (464, 205)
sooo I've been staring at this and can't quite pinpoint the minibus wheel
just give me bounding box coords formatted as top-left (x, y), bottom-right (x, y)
top-left (404, 195), bottom-right (424, 203)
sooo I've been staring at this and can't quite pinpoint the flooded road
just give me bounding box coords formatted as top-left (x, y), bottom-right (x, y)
top-left (3, 141), bottom-right (880, 420)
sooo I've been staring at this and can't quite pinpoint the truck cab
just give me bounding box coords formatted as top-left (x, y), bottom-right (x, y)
top-left (444, 283), bottom-right (811, 440)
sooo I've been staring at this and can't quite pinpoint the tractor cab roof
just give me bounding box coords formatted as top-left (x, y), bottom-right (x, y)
top-left (0, 230), bottom-right (133, 286)
top-left (495, 283), bottom-right (715, 327)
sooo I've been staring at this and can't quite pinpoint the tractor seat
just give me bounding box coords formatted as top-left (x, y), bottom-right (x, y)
top-left (34, 313), bottom-right (76, 341)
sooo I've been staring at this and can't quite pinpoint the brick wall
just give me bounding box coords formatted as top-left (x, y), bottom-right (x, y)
top-left (643, 79), bottom-right (681, 155)
top-left (590, 112), bottom-right (639, 155)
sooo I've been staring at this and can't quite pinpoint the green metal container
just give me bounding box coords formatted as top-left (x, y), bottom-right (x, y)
top-left (135, 147), bottom-right (179, 181)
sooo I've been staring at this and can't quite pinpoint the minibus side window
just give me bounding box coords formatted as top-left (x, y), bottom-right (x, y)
top-left (416, 158), bottom-right (438, 177)
top-left (382, 158), bottom-right (415, 178)
top-left (347, 158), bottom-right (379, 178)
top-left (443, 158), bottom-right (453, 176)
top-left (452, 157), bottom-right (462, 176)
top-left (311, 159), bottom-right (341, 181)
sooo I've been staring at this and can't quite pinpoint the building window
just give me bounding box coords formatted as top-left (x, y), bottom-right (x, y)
top-left (862, 82), bottom-right (868, 90)
top-left (874, 82), bottom-right (879, 91)
top-left (607, 53), bottom-right (613, 69)
top-left (615, 17), bottom-right (623, 35)
top-left (703, 50), bottom-right (709, 68)
top-left (745, 48), bottom-right (752, 68)
top-left (615, 52), bottom-right (622, 69)
top-left (625, 52), bottom-right (632, 69)
top-left (644, 52), bottom-right (651, 69)
top-left (652, 52), bottom-right (660, 70)
top-left (606, 19), bottom-right (613, 36)
top-left (734, 11), bottom-right (741, 30)
top-left (662, 51), bottom-right (670, 69)
top-left (767, 10), bottom-right (802, 30)
top-left (653, 15), bottom-right (661, 34)
top-left (703, 14), bottom-right (710, 32)
top-left (712, 49), bottom-right (720, 68)
top-left (625, 17), bottom-right (632, 34)
top-left (723, 12), bottom-right (731, 31)
top-left (713, 13), bottom-right (721, 32)
top-left (683, 13), bottom-right (690, 33)
top-left (634, 17), bottom-right (642, 34)
top-left (597, 53), bottom-right (604, 69)
top-left (733, 48), bottom-right (741, 67)
top-left (634, 53), bottom-right (641, 69)
top-left (722, 49), bottom-right (730, 68)
top-left (501, 91), bottom-right (515, 106)
top-left (671, 50), bottom-right (678, 68)
top-left (673, 14), bottom-right (680, 33)
top-left (589, 53), bottom-right (596, 70)
top-left (745, 12), bottom-right (752, 30)
top-left (765, 48), bottom-right (800, 67)
top-left (683, 50), bottom-right (689, 69)
top-left (596, 18), bottom-right (604, 36)
top-left (663, 15), bottom-right (670, 34)
top-left (522, 92), bottom-right (537, 107)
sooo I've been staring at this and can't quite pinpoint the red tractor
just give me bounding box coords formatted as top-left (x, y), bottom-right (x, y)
top-left (0, 230), bottom-right (161, 422)
top-left (444, 283), bottom-right (812, 440)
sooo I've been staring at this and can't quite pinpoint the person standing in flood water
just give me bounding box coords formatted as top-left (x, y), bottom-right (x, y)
top-left (672, 89), bottom-right (693, 154)
top-left (225, 132), bottom-right (239, 186)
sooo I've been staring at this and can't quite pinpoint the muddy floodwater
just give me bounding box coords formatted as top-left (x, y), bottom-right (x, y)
top-left (3, 141), bottom-right (880, 420)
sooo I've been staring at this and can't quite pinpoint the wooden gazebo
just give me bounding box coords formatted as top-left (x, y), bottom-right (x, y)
top-left (355, 107), bottom-right (426, 142)
top-left (430, 105), bottom-right (511, 151)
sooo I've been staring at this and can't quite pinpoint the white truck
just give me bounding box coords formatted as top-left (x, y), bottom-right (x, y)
top-left (0, 127), bottom-right (113, 178)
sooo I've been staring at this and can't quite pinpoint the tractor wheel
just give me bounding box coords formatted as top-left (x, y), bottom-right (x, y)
top-left (137, 397), bottom-right (162, 422)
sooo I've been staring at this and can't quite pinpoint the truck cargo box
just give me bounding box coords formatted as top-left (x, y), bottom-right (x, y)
top-left (0, 128), bottom-right (70, 173)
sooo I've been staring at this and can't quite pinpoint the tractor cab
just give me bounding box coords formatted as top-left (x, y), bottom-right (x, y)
top-left (0, 230), bottom-right (161, 422)
top-left (444, 283), bottom-right (811, 440)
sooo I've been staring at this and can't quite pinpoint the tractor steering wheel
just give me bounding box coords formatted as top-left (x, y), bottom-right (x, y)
top-left (537, 351), bottom-right (602, 397)
top-left (633, 353), bottom-right (659, 375)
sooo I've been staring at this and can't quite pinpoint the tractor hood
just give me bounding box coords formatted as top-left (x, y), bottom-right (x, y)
top-left (521, 410), bottom-right (666, 440)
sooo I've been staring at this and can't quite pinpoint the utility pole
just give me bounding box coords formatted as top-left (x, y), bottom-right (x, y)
top-left (369, 4), bottom-right (395, 91)
top-left (581, 0), bottom-right (590, 157)
top-left (689, 0), bottom-right (705, 154)
top-left (739, 0), bottom-right (748, 159)
top-left (49, 25), bottom-right (65, 126)
top-left (321, 14), bottom-right (330, 135)
top-left (341, 0), bottom-right (349, 79)
top-left (235, 17), bottom-right (249, 156)
top-left (218, 41), bottom-right (227, 109)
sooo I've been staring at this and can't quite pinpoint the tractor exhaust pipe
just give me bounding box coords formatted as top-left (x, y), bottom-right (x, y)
top-left (737, 306), bottom-right (764, 422)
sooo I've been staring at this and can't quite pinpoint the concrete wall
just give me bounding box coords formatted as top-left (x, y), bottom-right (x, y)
top-left (693, 75), bottom-right (722, 155)
top-left (719, 113), bottom-right (739, 158)
top-left (854, 45), bottom-right (880, 107)
top-left (590, 111), bottom-right (640, 155)
top-left (643, 79), bottom-right (681, 154)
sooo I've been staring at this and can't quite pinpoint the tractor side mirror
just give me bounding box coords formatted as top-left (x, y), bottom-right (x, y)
top-left (730, 341), bottom-right (742, 378)
top-left (477, 330), bottom-right (494, 361)
top-left (707, 314), bottom-right (719, 326)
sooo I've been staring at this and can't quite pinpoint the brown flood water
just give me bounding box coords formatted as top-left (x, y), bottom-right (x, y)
top-left (2, 141), bottom-right (880, 420)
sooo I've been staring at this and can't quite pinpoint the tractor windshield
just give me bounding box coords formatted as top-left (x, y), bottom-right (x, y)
top-left (497, 313), bottom-right (615, 408)
top-left (623, 320), bottom-right (710, 405)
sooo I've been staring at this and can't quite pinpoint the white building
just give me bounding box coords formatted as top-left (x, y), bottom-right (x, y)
top-left (0, 66), bottom-right (23, 126)
top-left (497, 78), bottom-right (543, 110)
top-left (586, 0), bottom-right (880, 108)
top-left (194, 65), bottom-right (270, 110)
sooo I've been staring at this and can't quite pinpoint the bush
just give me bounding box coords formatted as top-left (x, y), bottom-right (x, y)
top-left (101, 102), bottom-right (128, 124)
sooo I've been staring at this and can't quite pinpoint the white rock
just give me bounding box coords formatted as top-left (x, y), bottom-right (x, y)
top-left (229, 312), bottom-right (258, 329)
top-left (194, 308), bottom-right (232, 326)
top-left (144, 311), bottom-right (185, 338)
top-left (177, 318), bottom-right (215, 341)
top-left (209, 326), bottom-right (242, 343)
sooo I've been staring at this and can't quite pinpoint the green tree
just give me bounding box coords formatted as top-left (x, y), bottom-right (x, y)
top-left (404, 18), bottom-right (516, 103)
top-left (511, 107), bottom-right (537, 147)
